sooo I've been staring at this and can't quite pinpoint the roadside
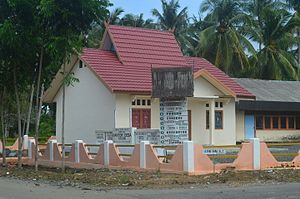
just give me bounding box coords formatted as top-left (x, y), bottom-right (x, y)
top-left (0, 177), bottom-right (299, 199)
top-left (0, 165), bottom-right (300, 190)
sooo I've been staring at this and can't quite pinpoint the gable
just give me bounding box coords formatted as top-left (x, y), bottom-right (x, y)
top-left (194, 76), bottom-right (225, 97)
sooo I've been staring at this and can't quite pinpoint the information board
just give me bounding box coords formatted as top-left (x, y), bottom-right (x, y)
top-left (159, 99), bottom-right (188, 145)
top-left (135, 129), bottom-right (160, 144)
top-left (95, 128), bottom-right (134, 144)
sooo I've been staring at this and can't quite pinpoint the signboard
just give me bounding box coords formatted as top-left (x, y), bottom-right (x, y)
top-left (160, 99), bottom-right (188, 145)
top-left (203, 149), bottom-right (226, 155)
top-left (135, 129), bottom-right (160, 144)
top-left (152, 67), bottom-right (194, 98)
top-left (95, 128), bottom-right (134, 144)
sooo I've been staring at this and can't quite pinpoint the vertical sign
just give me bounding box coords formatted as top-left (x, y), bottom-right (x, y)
top-left (159, 99), bottom-right (188, 145)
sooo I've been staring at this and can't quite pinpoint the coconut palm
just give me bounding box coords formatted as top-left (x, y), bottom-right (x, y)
top-left (196, 0), bottom-right (256, 76)
top-left (253, 8), bottom-right (300, 80)
top-left (120, 14), bottom-right (156, 28)
top-left (151, 0), bottom-right (188, 49)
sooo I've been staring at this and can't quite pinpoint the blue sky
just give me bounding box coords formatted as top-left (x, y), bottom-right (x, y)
top-left (109, 0), bottom-right (204, 19)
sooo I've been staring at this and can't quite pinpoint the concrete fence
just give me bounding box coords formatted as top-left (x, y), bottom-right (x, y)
top-left (23, 138), bottom-right (300, 175)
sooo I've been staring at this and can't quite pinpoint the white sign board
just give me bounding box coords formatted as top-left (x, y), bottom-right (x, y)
top-left (203, 149), bottom-right (226, 155)
top-left (95, 128), bottom-right (134, 144)
top-left (159, 99), bottom-right (188, 145)
top-left (135, 129), bottom-right (160, 144)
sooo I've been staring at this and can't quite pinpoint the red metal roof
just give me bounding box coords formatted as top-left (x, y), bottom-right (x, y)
top-left (185, 57), bottom-right (255, 98)
top-left (80, 25), bottom-right (254, 98)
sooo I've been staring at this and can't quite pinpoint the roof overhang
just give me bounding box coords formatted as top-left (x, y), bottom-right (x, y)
top-left (237, 100), bottom-right (300, 112)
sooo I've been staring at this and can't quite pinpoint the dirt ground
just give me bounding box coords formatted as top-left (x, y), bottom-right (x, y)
top-left (0, 165), bottom-right (300, 190)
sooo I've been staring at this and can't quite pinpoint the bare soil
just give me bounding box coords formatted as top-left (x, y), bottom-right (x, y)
top-left (0, 165), bottom-right (300, 190)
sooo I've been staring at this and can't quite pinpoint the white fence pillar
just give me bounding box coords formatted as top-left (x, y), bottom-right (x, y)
top-left (75, 140), bottom-right (84, 163)
top-left (49, 140), bottom-right (57, 161)
top-left (183, 141), bottom-right (194, 173)
top-left (23, 135), bottom-right (29, 150)
top-left (131, 127), bottom-right (137, 144)
top-left (104, 140), bottom-right (113, 166)
top-left (249, 138), bottom-right (260, 170)
top-left (140, 141), bottom-right (150, 169)
top-left (28, 139), bottom-right (35, 159)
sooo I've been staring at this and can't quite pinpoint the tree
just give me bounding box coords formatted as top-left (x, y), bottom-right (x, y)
top-left (251, 8), bottom-right (300, 80)
top-left (120, 13), bottom-right (156, 28)
top-left (152, 0), bottom-right (188, 48)
top-left (196, 0), bottom-right (256, 76)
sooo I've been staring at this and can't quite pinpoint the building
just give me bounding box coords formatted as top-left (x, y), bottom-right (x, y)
top-left (44, 25), bottom-right (300, 145)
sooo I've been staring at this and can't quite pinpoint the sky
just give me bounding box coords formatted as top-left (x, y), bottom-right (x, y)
top-left (109, 0), bottom-right (204, 19)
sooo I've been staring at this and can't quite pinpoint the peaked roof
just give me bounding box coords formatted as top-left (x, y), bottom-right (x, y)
top-left (186, 57), bottom-right (255, 98)
top-left (45, 25), bottom-right (255, 102)
top-left (107, 25), bottom-right (188, 67)
top-left (234, 78), bottom-right (300, 102)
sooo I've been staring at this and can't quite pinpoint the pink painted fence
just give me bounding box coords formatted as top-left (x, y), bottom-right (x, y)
top-left (24, 139), bottom-right (300, 175)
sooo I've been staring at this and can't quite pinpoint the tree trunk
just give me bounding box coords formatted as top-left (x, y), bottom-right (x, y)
top-left (1, 87), bottom-right (6, 166)
top-left (13, 68), bottom-right (22, 169)
top-left (34, 48), bottom-right (44, 172)
top-left (25, 84), bottom-right (35, 136)
top-left (61, 61), bottom-right (66, 173)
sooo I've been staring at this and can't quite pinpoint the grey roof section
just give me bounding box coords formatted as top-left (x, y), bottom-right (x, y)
top-left (234, 78), bottom-right (300, 102)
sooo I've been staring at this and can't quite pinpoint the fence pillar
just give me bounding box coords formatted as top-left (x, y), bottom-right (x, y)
top-left (140, 141), bottom-right (150, 169)
top-left (104, 140), bottom-right (113, 166)
top-left (75, 140), bottom-right (84, 163)
top-left (23, 135), bottom-right (29, 150)
top-left (183, 141), bottom-right (194, 173)
top-left (249, 138), bottom-right (260, 170)
top-left (131, 127), bottom-right (137, 144)
top-left (49, 140), bottom-right (58, 161)
top-left (28, 139), bottom-right (35, 159)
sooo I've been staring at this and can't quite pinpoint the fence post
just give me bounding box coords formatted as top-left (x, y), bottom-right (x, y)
top-left (131, 127), bottom-right (137, 144)
top-left (28, 139), bottom-right (35, 159)
top-left (23, 135), bottom-right (29, 150)
top-left (49, 140), bottom-right (57, 161)
top-left (75, 140), bottom-right (84, 163)
top-left (104, 140), bottom-right (113, 166)
top-left (183, 141), bottom-right (194, 173)
top-left (249, 138), bottom-right (260, 170)
top-left (140, 141), bottom-right (150, 169)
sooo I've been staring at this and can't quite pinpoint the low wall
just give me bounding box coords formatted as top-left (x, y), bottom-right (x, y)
top-left (24, 139), bottom-right (300, 175)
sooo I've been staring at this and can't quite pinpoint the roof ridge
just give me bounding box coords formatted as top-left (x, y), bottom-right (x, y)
top-left (108, 24), bottom-right (172, 34)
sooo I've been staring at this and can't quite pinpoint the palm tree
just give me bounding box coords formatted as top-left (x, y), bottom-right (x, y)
top-left (196, 0), bottom-right (256, 76)
top-left (107, 7), bottom-right (124, 25)
top-left (152, 0), bottom-right (188, 49)
top-left (253, 8), bottom-right (300, 80)
top-left (120, 13), bottom-right (156, 28)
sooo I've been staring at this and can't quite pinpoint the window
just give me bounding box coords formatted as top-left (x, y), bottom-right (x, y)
top-left (296, 117), bottom-right (300, 129)
top-left (79, 60), bottom-right (83, 68)
top-left (206, 110), bottom-right (223, 129)
top-left (264, 116), bottom-right (271, 129)
top-left (215, 111), bottom-right (223, 129)
top-left (288, 117), bottom-right (295, 129)
top-left (280, 117), bottom-right (286, 129)
top-left (206, 104), bottom-right (209, 108)
top-left (220, 102), bottom-right (223, 108)
top-left (272, 117), bottom-right (279, 129)
top-left (215, 102), bottom-right (218, 108)
top-left (206, 111), bottom-right (209, 129)
top-left (132, 98), bottom-right (151, 107)
top-left (147, 100), bottom-right (151, 106)
top-left (132, 109), bottom-right (151, 129)
top-left (256, 115), bottom-right (263, 129)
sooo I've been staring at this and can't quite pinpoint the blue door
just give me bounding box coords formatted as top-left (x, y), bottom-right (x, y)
top-left (245, 114), bottom-right (255, 139)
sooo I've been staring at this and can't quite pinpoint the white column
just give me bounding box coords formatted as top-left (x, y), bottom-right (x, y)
top-left (140, 141), bottom-right (150, 169)
top-left (28, 139), bottom-right (35, 159)
top-left (23, 135), bottom-right (29, 150)
top-left (131, 127), bottom-right (136, 144)
top-left (209, 99), bottom-right (215, 145)
top-left (104, 140), bottom-right (113, 166)
top-left (49, 140), bottom-right (58, 161)
top-left (183, 141), bottom-right (194, 173)
top-left (75, 140), bottom-right (84, 163)
top-left (249, 138), bottom-right (260, 170)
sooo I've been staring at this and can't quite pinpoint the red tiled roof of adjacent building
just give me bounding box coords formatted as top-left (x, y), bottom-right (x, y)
top-left (80, 25), bottom-right (254, 98)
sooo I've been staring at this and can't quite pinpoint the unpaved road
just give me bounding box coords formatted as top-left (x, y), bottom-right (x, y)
top-left (0, 178), bottom-right (300, 199)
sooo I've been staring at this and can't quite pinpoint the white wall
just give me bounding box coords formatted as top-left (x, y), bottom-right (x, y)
top-left (115, 94), bottom-right (131, 128)
top-left (55, 61), bottom-right (115, 144)
top-left (256, 130), bottom-right (300, 141)
top-left (188, 98), bottom-right (236, 145)
top-left (194, 77), bottom-right (223, 97)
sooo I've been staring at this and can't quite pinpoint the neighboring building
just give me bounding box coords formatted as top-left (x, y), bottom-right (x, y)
top-left (44, 25), bottom-right (300, 145)
top-left (235, 78), bottom-right (300, 141)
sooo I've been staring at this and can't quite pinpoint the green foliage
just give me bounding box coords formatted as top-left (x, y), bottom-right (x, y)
top-left (36, 114), bottom-right (55, 138)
